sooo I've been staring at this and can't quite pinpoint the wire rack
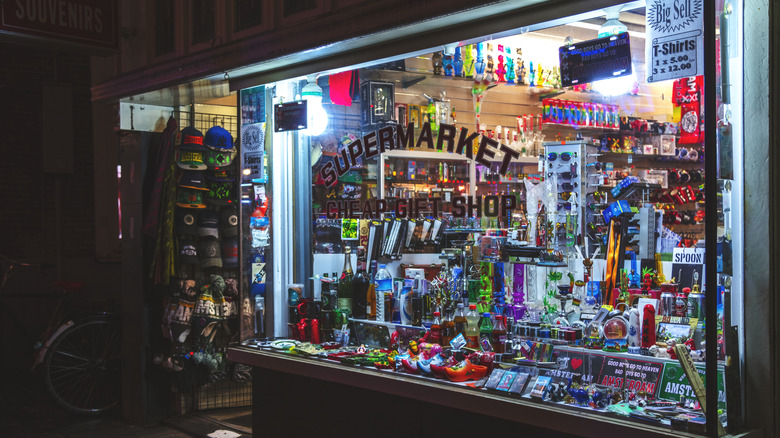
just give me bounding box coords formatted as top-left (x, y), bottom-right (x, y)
top-left (195, 380), bottom-right (252, 411)
top-left (179, 111), bottom-right (239, 139)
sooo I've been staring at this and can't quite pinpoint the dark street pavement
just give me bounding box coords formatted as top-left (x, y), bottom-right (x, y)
top-left (1, 375), bottom-right (252, 438)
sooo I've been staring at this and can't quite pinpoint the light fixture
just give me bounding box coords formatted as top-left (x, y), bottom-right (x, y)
top-left (597, 6), bottom-right (627, 37)
top-left (301, 74), bottom-right (328, 136)
top-left (592, 6), bottom-right (637, 96)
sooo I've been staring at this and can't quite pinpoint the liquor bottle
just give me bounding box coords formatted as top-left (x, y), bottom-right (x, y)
top-left (441, 305), bottom-right (456, 346)
top-left (491, 315), bottom-right (507, 354)
top-left (338, 247), bottom-right (354, 313)
top-left (430, 311), bottom-right (443, 345)
top-left (351, 261), bottom-right (369, 319)
top-left (454, 303), bottom-right (468, 338)
top-left (367, 262), bottom-right (377, 320)
top-left (320, 273), bottom-right (332, 311)
top-left (478, 312), bottom-right (494, 352)
top-left (465, 304), bottom-right (480, 348)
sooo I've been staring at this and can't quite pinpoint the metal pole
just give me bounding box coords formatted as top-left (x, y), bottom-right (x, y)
top-left (704, 0), bottom-right (718, 435)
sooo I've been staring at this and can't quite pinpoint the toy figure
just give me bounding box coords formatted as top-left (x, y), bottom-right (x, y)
top-left (454, 46), bottom-right (463, 77)
top-left (496, 54), bottom-right (506, 82)
top-left (432, 51), bottom-right (443, 75)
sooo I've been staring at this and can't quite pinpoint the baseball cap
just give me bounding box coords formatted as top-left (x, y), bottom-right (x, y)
top-left (199, 237), bottom-right (223, 268)
top-left (179, 238), bottom-right (200, 265)
top-left (220, 206), bottom-right (238, 237)
top-left (176, 188), bottom-right (207, 209)
top-left (221, 237), bottom-right (239, 268)
top-left (198, 209), bottom-right (220, 238)
top-left (176, 149), bottom-right (207, 170)
top-left (205, 126), bottom-right (233, 151)
top-left (180, 126), bottom-right (205, 151)
top-left (175, 208), bottom-right (199, 236)
top-left (204, 147), bottom-right (237, 169)
top-left (206, 177), bottom-right (235, 206)
top-left (177, 170), bottom-right (209, 191)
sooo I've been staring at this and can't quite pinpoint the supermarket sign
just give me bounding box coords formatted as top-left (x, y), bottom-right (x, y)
top-left (1, 0), bottom-right (118, 51)
top-left (318, 121), bottom-right (520, 188)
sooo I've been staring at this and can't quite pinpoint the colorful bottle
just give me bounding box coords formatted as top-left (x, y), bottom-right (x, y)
top-left (375, 264), bottom-right (392, 322)
top-left (479, 312), bottom-right (494, 352)
top-left (430, 311), bottom-right (443, 345)
top-left (491, 315), bottom-right (507, 353)
top-left (465, 304), bottom-right (480, 349)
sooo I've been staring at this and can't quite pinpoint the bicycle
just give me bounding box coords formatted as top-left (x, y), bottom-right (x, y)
top-left (0, 254), bottom-right (122, 415)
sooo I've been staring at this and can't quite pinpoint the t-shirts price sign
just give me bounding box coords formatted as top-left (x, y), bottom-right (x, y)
top-left (645, 0), bottom-right (704, 83)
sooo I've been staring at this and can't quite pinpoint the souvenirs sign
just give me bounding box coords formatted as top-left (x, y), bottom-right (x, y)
top-left (646, 0), bottom-right (704, 82)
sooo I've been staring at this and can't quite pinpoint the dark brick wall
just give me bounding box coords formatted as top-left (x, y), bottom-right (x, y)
top-left (0, 45), bottom-right (95, 263)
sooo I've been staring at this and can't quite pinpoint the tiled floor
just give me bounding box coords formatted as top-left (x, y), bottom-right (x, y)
top-left (2, 375), bottom-right (251, 438)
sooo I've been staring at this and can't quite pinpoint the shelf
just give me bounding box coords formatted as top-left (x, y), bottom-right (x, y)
top-left (381, 149), bottom-right (473, 161)
top-left (350, 318), bottom-right (427, 331)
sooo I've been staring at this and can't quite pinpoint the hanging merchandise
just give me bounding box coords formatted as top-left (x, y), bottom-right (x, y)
top-left (673, 76), bottom-right (703, 144)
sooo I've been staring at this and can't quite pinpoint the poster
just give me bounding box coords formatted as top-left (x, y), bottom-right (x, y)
top-left (657, 362), bottom-right (726, 409)
top-left (241, 123), bottom-right (266, 181)
top-left (645, 0), bottom-right (704, 83)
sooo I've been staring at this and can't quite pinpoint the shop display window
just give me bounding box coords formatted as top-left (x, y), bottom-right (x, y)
top-left (235, 2), bottom-right (745, 435)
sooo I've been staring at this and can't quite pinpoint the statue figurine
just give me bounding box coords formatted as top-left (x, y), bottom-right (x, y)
top-left (505, 52), bottom-right (515, 84)
top-left (528, 61), bottom-right (535, 87)
top-left (443, 52), bottom-right (454, 76)
top-left (432, 51), bottom-right (443, 75)
top-left (517, 60), bottom-right (526, 85)
top-left (486, 54), bottom-right (495, 82)
top-left (463, 44), bottom-right (475, 78)
top-left (515, 48), bottom-right (524, 85)
top-left (496, 54), bottom-right (506, 82)
top-left (454, 46), bottom-right (463, 77)
top-left (474, 43), bottom-right (485, 78)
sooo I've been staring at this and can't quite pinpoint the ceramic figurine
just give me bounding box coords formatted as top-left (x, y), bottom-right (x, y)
top-left (536, 63), bottom-right (544, 87)
top-left (474, 43), bottom-right (485, 78)
top-left (432, 51), bottom-right (443, 75)
top-left (515, 48), bottom-right (524, 85)
top-left (496, 54), bottom-right (506, 82)
top-left (505, 51), bottom-right (515, 84)
top-left (485, 54), bottom-right (495, 82)
top-left (454, 46), bottom-right (463, 77)
top-left (443, 52), bottom-right (454, 76)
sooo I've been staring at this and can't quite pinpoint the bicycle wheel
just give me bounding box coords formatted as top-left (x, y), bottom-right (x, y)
top-left (42, 317), bottom-right (122, 415)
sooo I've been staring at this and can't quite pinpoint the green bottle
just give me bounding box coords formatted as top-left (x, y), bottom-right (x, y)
top-left (338, 247), bottom-right (354, 313)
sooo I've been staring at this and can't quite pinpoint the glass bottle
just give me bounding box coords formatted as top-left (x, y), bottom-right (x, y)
top-left (367, 261), bottom-right (377, 320)
top-left (338, 247), bottom-right (353, 313)
top-left (454, 303), bottom-right (468, 338)
top-left (441, 305), bottom-right (456, 346)
top-left (351, 261), bottom-right (369, 319)
top-left (465, 304), bottom-right (480, 349)
top-left (430, 311), bottom-right (443, 345)
top-left (478, 312), bottom-right (494, 352)
top-left (491, 315), bottom-right (507, 354)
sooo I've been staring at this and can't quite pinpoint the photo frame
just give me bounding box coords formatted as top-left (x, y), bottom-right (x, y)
top-left (396, 103), bottom-right (408, 125)
top-left (408, 105), bottom-right (422, 129)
